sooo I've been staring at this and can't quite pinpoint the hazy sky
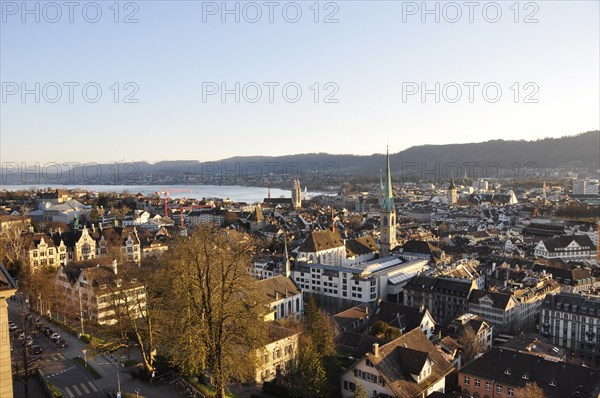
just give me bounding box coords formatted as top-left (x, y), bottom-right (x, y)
top-left (1, 0), bottom-right (599, 164)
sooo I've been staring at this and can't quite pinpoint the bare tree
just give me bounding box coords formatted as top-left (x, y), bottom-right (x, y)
top-left (105, 261), bottom-right (165, 374)
top-left (162, 226), bottom-right (267, 398)
top-left (457, 326), bottom-right (484, 364)
top-left (514, 382), bottom-right (546, 398)
top-left (0, 220), bottom-right (30, 274)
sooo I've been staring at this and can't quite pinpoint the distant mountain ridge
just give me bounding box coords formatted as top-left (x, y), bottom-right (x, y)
top-left (2, 131), bottom-right (598, 184)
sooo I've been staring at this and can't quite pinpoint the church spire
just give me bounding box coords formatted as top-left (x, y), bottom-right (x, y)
top-left (379, 146), bottom-right (397, 258)
top-left (381, 147), bottom-right (394, 211)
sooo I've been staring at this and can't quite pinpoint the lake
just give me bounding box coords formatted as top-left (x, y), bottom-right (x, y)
top-left (0, 184), bottom-right (322, 204)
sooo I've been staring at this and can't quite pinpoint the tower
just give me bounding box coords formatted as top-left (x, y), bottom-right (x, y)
top-left (291, 178), bottom-right (302, 209)
top-left (380, 147), bottom-right (397, 257)
top-left (448, 178), bottom-right (458, 205)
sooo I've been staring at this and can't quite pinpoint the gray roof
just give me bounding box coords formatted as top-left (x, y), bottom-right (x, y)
top-left (461, 348), bottom-right (600, 397)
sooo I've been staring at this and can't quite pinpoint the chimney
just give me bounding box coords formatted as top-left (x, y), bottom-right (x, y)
top-left (365, 306), bottom-right (369, 315)
top-left (58, 227), bottom-right (62, 236)
top-left (372, 343), bottom-right (379, 357)
top-left (275, 291), bottom-right (279, 300)
top-left (92, 224), bottom-right (96, 233)
top-left (112, 259), bottom-right (118, 275)
top-left (50, 228), bottom-right (53, 237)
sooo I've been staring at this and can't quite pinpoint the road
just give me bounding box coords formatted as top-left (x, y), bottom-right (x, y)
top-left (8, 297), bottom-right (104, 398)
top-left (8, 295), bottom-right (182, 398)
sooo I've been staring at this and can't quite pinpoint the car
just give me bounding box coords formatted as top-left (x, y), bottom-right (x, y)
top-left (9, 324), bottom-right (18, 331)
top-left (16, 331), bottom-right (25, 340)
top-left (50, 333), bottom-right (61, 341)
top-left (28, 345), bottom-right (43, 355)
top-left (44, 328), bottom-right (54, 336)
top-left (24, 336), bottom-right (33, 347)
top-left (56, 339), bottom-right (68, 348)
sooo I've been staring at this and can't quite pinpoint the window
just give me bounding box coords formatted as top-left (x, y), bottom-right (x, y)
top-left (464, 377), bottom-right (470, 385)
top-left (496, 385), bottom-right (503, 394)
top-left (485, 382), bottom-right (491, 391)
top-left (343, 380), bottom-right (356, 392)
top-left (508, 388), bottom-right (514, 397)
top-left (474, 379), bottom-right (480, 388)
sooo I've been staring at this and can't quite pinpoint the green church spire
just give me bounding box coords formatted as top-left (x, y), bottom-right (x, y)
top-left (381, 146), bottom-right (394, 211)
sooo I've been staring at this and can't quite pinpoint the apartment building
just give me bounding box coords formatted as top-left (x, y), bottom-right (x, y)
top-left (540, 292), bottom-right (600, 367)
top-left (459, 348), bottom-right (600, 398)
top-left (403, 274), bottom-right (478, 325)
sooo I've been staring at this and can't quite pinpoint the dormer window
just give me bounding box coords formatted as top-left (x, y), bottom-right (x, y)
top-left (100, 284), bottom-right (107, 289)
top-left (549, 380), bottom-right (556, 387)
top-left (522, 373), bottom-right (529, 380)
top-left (504, 369), bottom-right (511, 375)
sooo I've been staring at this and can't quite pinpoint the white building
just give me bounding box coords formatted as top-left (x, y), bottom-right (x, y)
top-left (296, 229), bottom-right (346, 266)
top-left (292, 256), bottom-right (429, 304)
top-left (573, 178), bottom-right (599, 195)
top-left (534, 235), bottom-right (596, 261)
top-left (473, 179), bottom-right (489, 192)
top-left (258, 275), bottom-right (303, 321)
top-left (255, 325), bottom-right (299, 384)
top-left (28, 199), bottom-right (91, 224)
top-left (540, 292), bottom-right (600, 367)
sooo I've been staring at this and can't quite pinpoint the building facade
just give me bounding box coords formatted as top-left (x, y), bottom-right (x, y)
top-left (255, 325), bottom-right (299, 384)
top-left (293, 257), bottom-right (428, 304)
top-left (534, 235), bottom-right (596, 261)
top-left (459, 348), bottom-right (600, 398)
top-left (403, 274), bottom-right (477, 325)
top-left (540, 292), bottom-right (600, 367)
top-left (341, 328), bottom-right (454, 398)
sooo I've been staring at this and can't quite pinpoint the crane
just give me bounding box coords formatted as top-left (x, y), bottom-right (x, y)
top-left (155, 188), bottom-right (193, 218)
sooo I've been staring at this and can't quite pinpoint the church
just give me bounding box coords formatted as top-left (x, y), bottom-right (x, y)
top-left (380, 147), bottom-right (398, 257)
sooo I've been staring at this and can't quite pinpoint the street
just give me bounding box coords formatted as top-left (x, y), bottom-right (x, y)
top-left (8, 295), bottom-right (183, 398)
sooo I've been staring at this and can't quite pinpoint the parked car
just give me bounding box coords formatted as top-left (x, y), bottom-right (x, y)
top-left (44, 328), bottom-right (54, 336)
top-left (50, 333), bottom-right (61, 342)
top-left (16, 331), bottom-right (25, 340)
top-left (28, 345), bottom-right (43, 355)
top-left (24, 336), bottom-right (33, 347)
top-left (56, 339), bottom-right (68, 348)
top-left (9, 324), bottom-right (18, 331)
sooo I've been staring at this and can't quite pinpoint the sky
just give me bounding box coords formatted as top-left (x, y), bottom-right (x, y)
top-left (1, 0), bottom-right (599, 165)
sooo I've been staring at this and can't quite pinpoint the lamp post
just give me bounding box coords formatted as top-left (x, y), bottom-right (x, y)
top-left (78, 289), bottom-right (84, 337)
top-left (111, 361), bottom-right (121, 396)
top-left (97, 357), bottom-right (122, 396)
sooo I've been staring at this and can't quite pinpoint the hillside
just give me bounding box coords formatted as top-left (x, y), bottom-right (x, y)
top-left (2, 131), bottom-right (598, 184)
